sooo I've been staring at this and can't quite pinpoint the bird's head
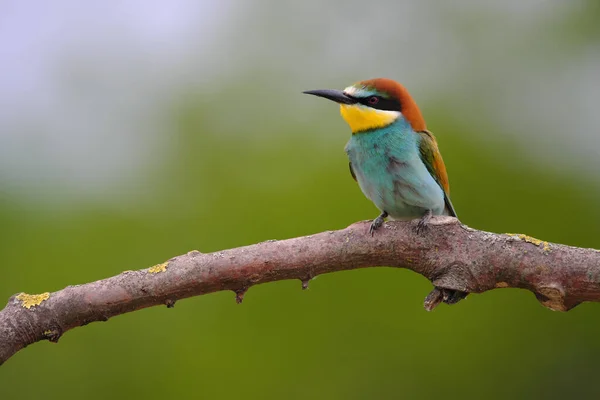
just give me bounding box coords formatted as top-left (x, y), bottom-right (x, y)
top-left (304, 78), bottom-right (426, 134)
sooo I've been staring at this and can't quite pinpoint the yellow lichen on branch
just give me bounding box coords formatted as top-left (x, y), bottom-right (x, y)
top-left (15, 292), bottom-right (50, 309)
top-left (148, 262), bottom-right (168, 274)
top-left (506, 233), bottom-right (551, 252)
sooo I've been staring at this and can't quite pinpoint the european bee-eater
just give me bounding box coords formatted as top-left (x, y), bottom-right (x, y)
top-left (304, 78), bottom-right (457, 235)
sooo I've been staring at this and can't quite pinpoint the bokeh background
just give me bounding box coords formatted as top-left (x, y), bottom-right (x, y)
top-left (2, 1), bottom-right (600, 398)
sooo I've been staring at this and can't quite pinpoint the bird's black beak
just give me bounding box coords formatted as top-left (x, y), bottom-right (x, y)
top-left (303, 89), bottom-right (357, 105)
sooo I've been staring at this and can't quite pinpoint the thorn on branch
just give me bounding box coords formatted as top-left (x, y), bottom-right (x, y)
top-left (301, 279), bottom-right (310, 290)
top-left (165, 299), bottom-right (176, 308)
top-left (235, 288), bottom-right (248, 304)
top-left (43, 329), bottom-right (62, 343)
top-left (424, 288), bottom-right (443, 311)
top-left (424, 287), bottom-right (469, 311)
top-left (443, 289), bottom-right (469, 305)
top-left (301, 273), bottom-right (314, 290)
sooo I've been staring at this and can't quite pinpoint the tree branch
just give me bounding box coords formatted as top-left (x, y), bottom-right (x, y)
top-left (2, 217), bottom-right (600, 365)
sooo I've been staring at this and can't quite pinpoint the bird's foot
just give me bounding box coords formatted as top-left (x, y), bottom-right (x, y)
top-left (415, 209), bottom-right (433, 235)
top-left (369, 211), bottom-right (388, 236)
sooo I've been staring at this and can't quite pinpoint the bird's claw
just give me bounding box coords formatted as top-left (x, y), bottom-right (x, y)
top-left (415, 209), bottom-right (433, 235)
top-left (416, 219), bottom-right (428, 235)
top-left (369, 211), bottom-right (388, 236)
top-left (369, 219), bottom-right (383, 236)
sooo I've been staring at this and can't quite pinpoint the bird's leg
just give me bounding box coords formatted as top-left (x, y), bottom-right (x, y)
top-left (415, 209), bottom-right (433, 235)
top-left (369, 211), bottom-right (388, 236)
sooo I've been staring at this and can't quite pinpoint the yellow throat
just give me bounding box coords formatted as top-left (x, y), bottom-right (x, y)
top-left (339, 104), bottom-right (399, 133)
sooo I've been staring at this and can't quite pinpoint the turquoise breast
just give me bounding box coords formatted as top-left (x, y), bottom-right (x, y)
top-left (344, 118), bottom-right (446, 220)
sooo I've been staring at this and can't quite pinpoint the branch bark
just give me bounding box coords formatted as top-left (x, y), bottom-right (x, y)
top-left (2, 217), bottom-right (600, 365)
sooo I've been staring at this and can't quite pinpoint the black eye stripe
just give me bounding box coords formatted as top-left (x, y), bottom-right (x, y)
top-left (354, 95), bottom-right (401, 112)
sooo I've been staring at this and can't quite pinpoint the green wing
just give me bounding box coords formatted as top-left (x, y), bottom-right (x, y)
top-left (417, 130), bottom-right (457, 218)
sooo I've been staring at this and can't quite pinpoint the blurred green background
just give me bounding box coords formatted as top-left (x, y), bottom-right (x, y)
top-left (2, 1), bottom-right (600, 399)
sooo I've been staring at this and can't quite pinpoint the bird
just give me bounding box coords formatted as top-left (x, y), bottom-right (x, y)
top-left (303, 78), bottom-right (457, 235)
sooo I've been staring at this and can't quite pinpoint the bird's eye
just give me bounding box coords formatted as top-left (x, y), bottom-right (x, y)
top-left (368, 96), bottom-right (379, 105)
